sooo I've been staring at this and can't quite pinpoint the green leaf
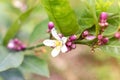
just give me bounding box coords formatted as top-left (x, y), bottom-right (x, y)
top-left (103, 14), bottom-right (120, 36)
top-left (3, 7), bottom-right (35, 46)
top-left (19, 55), bottom-right (49, 77)
top-left (29, 19), bottom-right (49, 44)
top-left (75, 0), bottom-right (96, 32)
top-left (0, 46), bottom-right (24, 72)
top-left (42, 0), bottom-right (80, 36)
top-left (107, 0), bottom-right (120, 13)
top-left (100, 38), bottom-right (120, 58)
top-left (0, 69), bottom-right (24, 80)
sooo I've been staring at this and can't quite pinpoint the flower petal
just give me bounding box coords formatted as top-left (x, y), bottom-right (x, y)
top-left (51, 46), bottom-right (61, 57)
top-left (51, 28), bottom-right (61, 40)
top-left (85, 35), bottom-right (96, 40)
top-left (61, 44), bottom-right (68, 53)
top-left (43, 39), bottom-right (56, 47)
top-left (62, 37), bottom-right (67, 44)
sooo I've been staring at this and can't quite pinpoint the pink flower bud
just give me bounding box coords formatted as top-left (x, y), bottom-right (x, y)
top-left (82, 30), bottom-right (89, 37)
top-left (102, 37), bottom-right (109, 44)
top-left (7, 40), bottom-right (15, 49)
top-left (66, 41), bottom-right (72, 47)
top-left (48, 22), bottom-right (54, 30)
top-left (67, 47), bottom-right (71, 52)
top-left (104, 22), bottom-right (108, 26)
top-left (7, 38), bottom-right (26, 51)
top-left (114, 32), bottom-right (120, 39)
top-left (69, 35), bottom-right (77, 41)
top-left (98, 35), bottom-right (103, 40)
top-left (99, 23), bottom-right (105, 27)
top-left (71, 44), bottom-right (76, 49)
top-left (100, 12), bottom-right (108, 21)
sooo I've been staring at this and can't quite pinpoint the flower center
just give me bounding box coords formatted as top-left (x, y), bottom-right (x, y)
top-left (55, 41), bottom-right (62, 46)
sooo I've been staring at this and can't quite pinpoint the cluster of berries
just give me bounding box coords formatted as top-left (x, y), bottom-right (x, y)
top-left (7, 38), bottom-right (26, 51)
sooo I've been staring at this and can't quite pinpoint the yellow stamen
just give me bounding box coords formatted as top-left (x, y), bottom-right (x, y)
top-left (55, 41), bottom-right (62, 46)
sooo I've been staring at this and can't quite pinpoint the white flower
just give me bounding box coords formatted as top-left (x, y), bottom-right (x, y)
top-left (43, 28), bottom-right (68, 57)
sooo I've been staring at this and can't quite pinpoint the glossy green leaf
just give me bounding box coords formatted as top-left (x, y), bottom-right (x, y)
top-left (100, 39), bottom-right (120, 58)
top-left (19, 55), bottom-right (49, 77)
top-left (42, 0), bottom-right (80, 36)
top-left (0, 69), bottom-right (24, 80)
top-left (0, 46), bottom-right (24, 72)
top-left (29, 19), bottom-right (49, 44)
top-left (3, 7), bottom-right (35, 46)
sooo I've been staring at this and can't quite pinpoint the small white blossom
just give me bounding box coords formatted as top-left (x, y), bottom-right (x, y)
top-left (43, 28), bottom-right (68, 57)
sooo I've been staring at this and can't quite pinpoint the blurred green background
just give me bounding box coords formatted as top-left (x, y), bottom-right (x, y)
top-left (0, 0), bottom-right (120, 80)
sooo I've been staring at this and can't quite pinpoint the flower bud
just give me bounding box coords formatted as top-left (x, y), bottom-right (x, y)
top-left (98, 41), bottom-right (103, 46)
top-left (7, 40), bottom-right (15, 49)
top-left (66, 41), bottom-right (72, 47)
top-left (99, 23), bottom-right (105, 27)
top-left (98, 35), bottom-right (103, 40)
top-left (69, 35), bottom-right (77, 41)
top-left (82, 30), bottom-right (89, 37)
top-left (100, 12), bottom-right (108, 21)
top-left (114, 32), bottom-right (120, 39)
top-left (67, 47), bottom-right (71, 52)
top-left (102, 37), bottom-right (109, 44)
top-left (7, 38), bottom-right (26, 51)
top-left (71, 44), bottom-right (76, 49)
top-left (104, 22), bottom-right (108, 26)
top-left (48, 22), bottom-right (54, 30)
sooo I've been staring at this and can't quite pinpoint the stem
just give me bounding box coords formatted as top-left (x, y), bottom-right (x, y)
top-left (25, 43), bottom-right (44, 51)
top-left (95, 24), bottom-right (100, 36)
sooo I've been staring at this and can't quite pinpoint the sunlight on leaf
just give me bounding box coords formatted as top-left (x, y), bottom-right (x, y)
top-left (42, 0), bottom-right (80, 36)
